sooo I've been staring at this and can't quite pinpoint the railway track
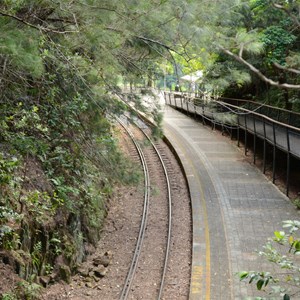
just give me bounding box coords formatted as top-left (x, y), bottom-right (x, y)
top-left (118, 117), bottom-right (172, 300)
top-left (42, 113), bottom-right (191, 299)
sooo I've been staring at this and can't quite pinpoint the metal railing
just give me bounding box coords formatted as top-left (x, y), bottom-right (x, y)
top-left (164, 92), bottom-right (300, 196)
top-left (218, 96), bottom-right (300, 128)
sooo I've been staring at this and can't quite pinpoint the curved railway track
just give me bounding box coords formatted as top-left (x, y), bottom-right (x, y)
top-left (41, 112), bottom-right (191, 300)
top-left (118, 117), bottom-right (172, 300)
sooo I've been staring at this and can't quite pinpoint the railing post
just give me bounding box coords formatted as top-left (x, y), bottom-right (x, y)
top-left (253, 115), bottom-right (257, 164)
top-left (181, 95), bottom-right (183, 110)
top-left (186, 98), bottom-right (189, 113)
top-left (272, 122), bottom-right (277, 184)
top-left (237, 114), bottom-right (240, 147)
top-left (244, 113), bottom-right (248, 155)
top-left (288, 112), bottom-right (291, 125)
top-left (286, 128), bottom-right (291, 196)
top-left (263, 119), bottom-right (267, 174)
top-left (277, 110), bottom-right (280, 121)
top-left (202, 103), bottom-right (205, 125)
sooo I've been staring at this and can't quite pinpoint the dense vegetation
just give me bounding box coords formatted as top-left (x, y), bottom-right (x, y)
top-left (1, 0), bottom-right (300, 298)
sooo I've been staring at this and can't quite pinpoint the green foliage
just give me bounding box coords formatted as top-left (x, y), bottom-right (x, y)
top-left (2, 0), bottom-right (26, 12)
top-left (21, 191), bottom-right (62, 224)
top-left (202, 58), bottom-right (252, 94)
top-left (0, 26), bottom-right (43, 78)
top-left (15, 280), bottom-right (42, 300)
top-left (31, 242), bottom-right (42, 273)
top-left (0, 0), bottom-right (153, 288)
top-left (292, 198), bottom-right (300, 209)
top-left (0, 154), bottom-right (19, 185)
top-left (49, 233), bottom-right (62, 256)
top-left (239, 220), bottom-right (300, 299)
top-left (235, 29), bottom-right (264, 55)
top-left (0, 207), bottom-right (22, 250)
top-left (152, 109), bottom-right (164, 139)
top-left (0, 277), bottom-right (42, 300)
top-left (238, 271), bottom-right (274, 292)
top-left (1, 293), bottom-right (18, 300)
top-left (261, 26), bottom-right (297, 65)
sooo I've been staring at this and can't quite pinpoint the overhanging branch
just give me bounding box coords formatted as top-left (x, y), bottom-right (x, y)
top-left (136, 36), bottom-right (178, 54)
top-left (273, 62), bottom-right (300, 75)
top-left (273, 2), bottom-right (300, 28)
top-left (220, 46), bottom-right (300, 89)
top-left (0, 10), bottom-right (79, 34)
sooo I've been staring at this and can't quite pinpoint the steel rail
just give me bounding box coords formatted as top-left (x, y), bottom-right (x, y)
top-left (135, 123), bottom-right (172, 300)
top-left (118, 118), bottom-right (151, 300)
top-left (118, 117), bottom-right (172, 300)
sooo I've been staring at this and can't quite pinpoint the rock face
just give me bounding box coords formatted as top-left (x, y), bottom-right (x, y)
top-left (39, 275), bottom-right (51, 287)
top-left (0, 149), bottom-right (109, 292)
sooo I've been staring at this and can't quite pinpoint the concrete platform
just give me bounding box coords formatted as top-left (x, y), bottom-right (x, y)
top-left (163, 106), bottom-right (300, 300)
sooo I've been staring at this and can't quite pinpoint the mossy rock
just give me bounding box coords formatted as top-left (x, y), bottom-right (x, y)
top-left (58, 265), bottom-right (71, 284)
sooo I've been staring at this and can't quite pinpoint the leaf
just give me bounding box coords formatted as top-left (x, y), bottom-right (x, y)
top-left (283, 294), bottom-right (290, 300)
top-left (282, 220), bottom-right (299, 227)
top-left (295, 241), bottom-right (300, 251)
top-left (249, 274), bottom-right (257, 284)
top-left (257, 279), bottom-right (265, 290)
top-left (238, 271), bottom-right (249, 280)
top-left (50, 238), bottom-right (61, 244)
top-left (274, 231), bottom-right (285, 239)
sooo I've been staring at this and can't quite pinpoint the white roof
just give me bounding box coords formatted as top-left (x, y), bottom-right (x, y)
top-left (180, 70), bottom-right (203, 82)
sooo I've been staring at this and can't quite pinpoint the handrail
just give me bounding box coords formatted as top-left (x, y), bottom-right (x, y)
top-left (217, 96), bottom-right (300, 117)
top-left (215, 100), bottom-right (300, 133)
top-left (164, 91), bottom-right (300, 196)
top-left (171, 91), bottom-right (300, 126)
top-left (173, 91), bottom-right (300, 115)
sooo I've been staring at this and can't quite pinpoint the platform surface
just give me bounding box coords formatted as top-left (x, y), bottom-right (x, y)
top-left (163, 105), bottom-right (300, 300)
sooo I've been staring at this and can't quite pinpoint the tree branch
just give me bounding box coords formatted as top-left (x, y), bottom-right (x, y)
top-left (136, 36), bottom-right (173, 51)
top-left (0, 10), bottom-right (79, 34)
top-left (220, 46), bottom-right (300, 89)
top-left (272, 2), bottom-right (300, 28)
top-left (77, 1), bottom-right (127, 19)
top-left (136, 35), bottom-right (182, 56)
top-left (273, 62), bottom-right (300, 75)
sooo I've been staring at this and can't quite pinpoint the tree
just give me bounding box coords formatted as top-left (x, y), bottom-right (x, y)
top-left (168, 0), bottom-right (300, 104)
top-left (0, 0), bottom-right (182, 290)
